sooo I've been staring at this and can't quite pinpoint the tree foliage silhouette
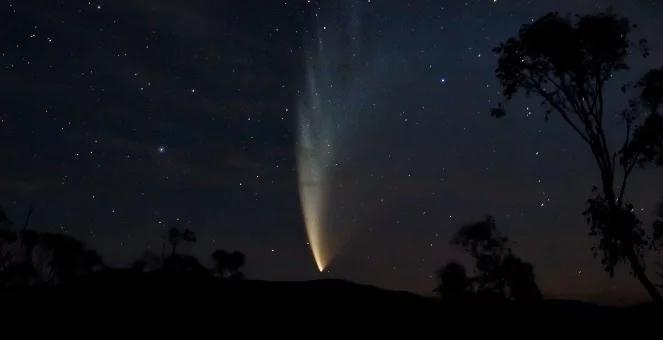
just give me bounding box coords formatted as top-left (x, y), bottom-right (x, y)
top-left (625, 68), bottom-right (663, 290)
top-left (452, 216), bottom-right (510, 297)
top-left (437, 216), bottom-right (542, 303)
top-left (654, 198), bottom-right (663, 288)
top-left (625, 68), bottom-right (663, 167)
top-left (148, 227), bottom-right (205, 274)
top-left (162, 253), bottom-right (207, 274)
top-left (131, 250), bottom-right (164, 272)
top-left (434, 261), bottom-right (472, 302)
top-left (655, 198), bottom-right (663, 247)
top-left (638, 68), bottom-right (663, 115)
top-left (0, 205), bottom-right (10, 227)
top-left (493, 11), bottom-right (663, 302)
top-left (167, 227), bottom-right (197, 256)
top-left (0, 229), bottom-right (104, 286)
top-left (211, 250), bottom-right (245, 280)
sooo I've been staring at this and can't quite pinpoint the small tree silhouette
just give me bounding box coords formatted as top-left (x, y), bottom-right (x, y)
top-left (622, 68), bottom-right (663, 170)
top-left (493, 11), bottom-right (662, 302)
top-left (160, 227), bottom-right (204, 274)
top-left (0, 221), bottom-right (104, 287)
top-left (437, 216), bottom-right (542, 303)
top-left (211, 250), bottom-right (245, 280)
top-left (638, 68), bottom-right (663, 116)
top-left (501, 255), bottom-right (543, 302)
top-left (654, 198), bottom-right (663, 288)
top-left (654, 198), bottom-right (663, 247)
top-left (33, 233), bottom-right (104, 284)
top-left (626, 68), bottom-right (663, 290)
top-left (452, 216), bottom-right (510, 297)
top-left (167, 227), bottom-right (196, 256)
top-left (131, 251), bottom-right (163, 272)
top-left (0, 205), bottom-right (10, 227)
top-left (162, 254), bottom-right (206, 274)
top-left (434, 261), bottom-right (472, 302)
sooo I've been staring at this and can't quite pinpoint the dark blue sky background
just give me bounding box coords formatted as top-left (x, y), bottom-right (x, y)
top-left (1, 0), bottom-right (662, 304)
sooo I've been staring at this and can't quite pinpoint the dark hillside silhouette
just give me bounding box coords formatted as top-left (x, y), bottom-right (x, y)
top-left (0, 205), bottom-right (660, 325)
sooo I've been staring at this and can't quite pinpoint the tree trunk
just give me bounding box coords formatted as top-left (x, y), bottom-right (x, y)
top-left (599, 169), bottom-right (662, 303)
top-left (627, 252), bottom-right (663, 303)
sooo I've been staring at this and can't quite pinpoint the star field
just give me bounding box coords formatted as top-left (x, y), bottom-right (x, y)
top-left (1, 0), bottom-right (663, 304)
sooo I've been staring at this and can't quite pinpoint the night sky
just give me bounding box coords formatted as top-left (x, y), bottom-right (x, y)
top-left (2, 0), bottom-right (662, 305)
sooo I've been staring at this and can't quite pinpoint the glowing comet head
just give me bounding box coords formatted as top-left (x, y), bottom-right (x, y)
top-left (297, 115), bottom-right (333, 272)
top-left (306, 220), bottom-right (327, 272)
top-left (297, 174), bottom-right (330, 272)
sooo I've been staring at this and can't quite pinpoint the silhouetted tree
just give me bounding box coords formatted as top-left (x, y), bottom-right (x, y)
top-left (131, 251), bottom-right (163, 272)
top-left (0, 205), bottom-right (14, 273)
top-left (0, 205), bottom-right (105, 286)
top-left (622, 68), bottom-right (663, 176)
top-left (452, 216), bottom-right (510, 297)
top-left (627, 113), bottom-right (663, 167)
top-left (626, 69), bottom-right (663, 290)
top-left (132, 250), bottom-right (207, 275)
top-left (134, 228), bottom-right (212, 276)
top-left (438, 216), bottom-right (542, 303)
top-left (654, 198), bottom-right (663, 288)
top-left (38, 233), bottom-right (104, 284)
top-left (434, 261), bottom-right (473, 302)
top-left (211, 250), bottom-right (245, 280)
top-left (502, 255), bottom-right (543, 302)
top-left (654, 198), bottom-right (663, 247)
top-left (133, 228), bottom-right (206, 274)
top-left (0, 205), bottom-right (10, 227)
top-left (640, 67), bottom-right (663, 109)
top-left (162, 254), bottom-right (207, 274)
top-left (493, 11), bottom-right (663, 302)
top-left (167, 227), bottom-right (196, 256)
top-left (0, 226), bottom-right (16, 285)
top-left (0, 231), bottom-right (104, 286)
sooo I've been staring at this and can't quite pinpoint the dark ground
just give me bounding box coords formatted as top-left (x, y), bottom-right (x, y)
top-left (0, 271), bottom-right (659, 329)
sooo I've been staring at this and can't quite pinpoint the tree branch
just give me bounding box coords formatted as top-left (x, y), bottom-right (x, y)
top-left (618, 149), bottom-right (640, 204)
top-left (531, 86), bottom-right (591, 144)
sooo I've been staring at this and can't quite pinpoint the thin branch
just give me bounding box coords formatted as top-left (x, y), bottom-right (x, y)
top-left (617, 115), bottom-right (636, 204)
top-left (528, 82), bottom-right (591, 144)
top-left (618, 150), bottom-right (640, 204)
top-left (22, 205), bottom-right (33, 232)
top-left (529, 75), bottom-right (617, 181)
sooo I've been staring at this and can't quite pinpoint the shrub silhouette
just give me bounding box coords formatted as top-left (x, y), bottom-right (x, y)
top-left (0, 229), bottom-right (104, 287)
top-left (437, 216), bottom-right (542, 303)
top-left (434, 261), bottom-right (473, 302)
top-left (211, 250), bottom-right (245, 280)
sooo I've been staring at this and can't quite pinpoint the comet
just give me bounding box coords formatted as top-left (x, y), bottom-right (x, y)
top-left (296, 0), bottom-right (368, 272)
top-left (296, 58), bottom-right (334, 272)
